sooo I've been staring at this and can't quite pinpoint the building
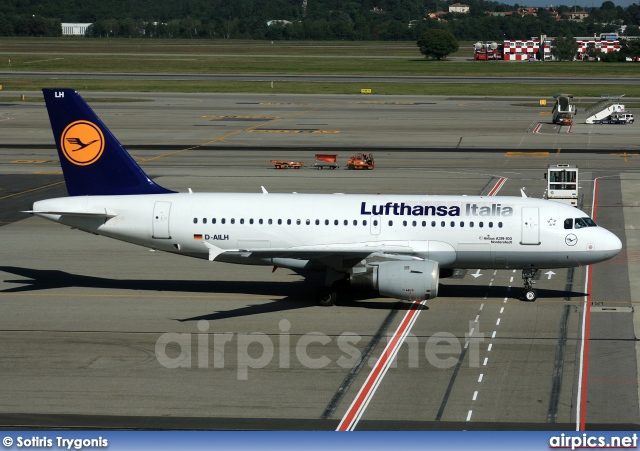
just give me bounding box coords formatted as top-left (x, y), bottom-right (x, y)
top-left (563, 11), bottom-right (589, 21)
top-left (448, 3), bottom-right (469, 14)
top-left (61, 23), bottom-right (92, 36)
top-left (502, 37), bottom-right (620, 61)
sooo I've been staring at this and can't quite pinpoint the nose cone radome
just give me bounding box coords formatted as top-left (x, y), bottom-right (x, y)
top-left (605, 232), bottom-right (622, 259)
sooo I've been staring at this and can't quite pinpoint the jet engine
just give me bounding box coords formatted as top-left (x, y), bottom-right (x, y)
top-left (352, 260), bottom-right (439, 301)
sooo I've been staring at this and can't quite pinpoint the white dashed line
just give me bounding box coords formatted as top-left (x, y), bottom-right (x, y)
top-left (466, 410), bottom-right (473, 421)
top-left (488, 343), bottom-right (493, 352)
top-left (496, 318), bottom-right (501, 325)
top-left (483, 357), bottom-right (488, 366)
top-left (478, 374), bottom-right (484, 383)
top-left (473, 391), bottom-right (478, 401)
top-left (492, 331), bottom-right (496, 338)
top-left (500, 307), bottom-right (504, 314)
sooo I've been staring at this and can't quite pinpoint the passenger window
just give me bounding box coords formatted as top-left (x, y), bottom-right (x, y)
top-left (373, 220), bottom-right (378, 226)
top-left (325, 219), bottom-right (329, 225)
top-left (344, 220), bottom-right (348, 226)
top-left (498, 222), bottom-right (503, 228)
top-left (470, 221), bottom-right (474, 227)
top-left (259, 219), bottom-right (263, 225)
top-left (231, 218), bottom-right (235, 224)
top-left (564, 218), bottom-right (573, 229)
top-left (479, 222), bottom-right (483, 228)
top-left (268, 219), bottom-right (272, 225)
top-left (278, 219), bottom-right (282, 225)
top-left (389, 220), bottom-right (393, 226)
top-left (334, 220), bottom-right (339, 226)
top-left (450, 221), bottom-right (455, 227)
top-left (412, 221), bottom-right (417, 227)
top-left (363, 220), bottom-right (367, 226)
top-left (422, 221), bottom-right (426, 227)
top-left (353, 220), bottom-right (357, 226)
top-left (240, 219), bottom-right (244, 224)
top-left (431, 221), bottom-right (436, 227)
top-left (193, 218), bottom-right (198, 224)
top-left (489, 222), bottom-right (493, 228)
top-left (296, 219), bottom-right (301, 225)
top-left (441, 221), bottom-right (445, 227)
top-left (306, 219), bottom-right (311, 225)
top-left (403, 221), bottom-right (407, 227)
top-left (460, 221), bottom-right (464, 227)
top-left (203, 218), bottom-right (207, 224)
top-left (315, 219), bottom-right (319, 225)
top-left (287, 219), bottom-right (291, 225)
top-left (212, 218), bottom-right (216, 224)
top-left (249, 219), bottom-right (253, 224)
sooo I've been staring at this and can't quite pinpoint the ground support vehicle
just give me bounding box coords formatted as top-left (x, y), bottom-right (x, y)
top-left (270, 160), bottom-right (304, 169)
top-left (346, 153), bottom-right (374, 170)
top-left (313, 154), bottom-right (338, 169)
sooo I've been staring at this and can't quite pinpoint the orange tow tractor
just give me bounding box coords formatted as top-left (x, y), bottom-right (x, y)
top-left (346, 153), bottom-right (374, 170)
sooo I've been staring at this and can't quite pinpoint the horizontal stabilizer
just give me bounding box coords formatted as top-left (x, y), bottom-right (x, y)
top-left (23, 209), bottom-right (117, 218)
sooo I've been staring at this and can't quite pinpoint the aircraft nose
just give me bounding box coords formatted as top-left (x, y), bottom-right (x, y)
top-left (605, 232), bottom-right (622, 257)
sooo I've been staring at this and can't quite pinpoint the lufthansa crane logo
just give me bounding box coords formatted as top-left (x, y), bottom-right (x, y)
top-left (60, 120), bottom-right (105, 166)
top-left (565, 234), bottom-right (578, 246)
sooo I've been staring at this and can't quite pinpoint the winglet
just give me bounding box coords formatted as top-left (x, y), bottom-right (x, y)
top-left (42, 88), bottom-right (175, 196)
top-left (520, 188), bottom-right (527, 198)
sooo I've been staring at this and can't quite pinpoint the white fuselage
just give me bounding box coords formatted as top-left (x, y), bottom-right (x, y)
top-left (33, 193), bottom-right (622, 273)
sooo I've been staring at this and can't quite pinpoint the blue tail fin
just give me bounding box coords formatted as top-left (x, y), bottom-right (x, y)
top-left (42, 88), bottom-right (174, 196)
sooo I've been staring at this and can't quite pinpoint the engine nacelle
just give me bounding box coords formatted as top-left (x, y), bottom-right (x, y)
top-left (373, 260), bottom-right (439, 301)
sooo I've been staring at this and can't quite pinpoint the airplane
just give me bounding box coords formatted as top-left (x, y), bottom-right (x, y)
top-left (27, 88), bottom-right (622, 306)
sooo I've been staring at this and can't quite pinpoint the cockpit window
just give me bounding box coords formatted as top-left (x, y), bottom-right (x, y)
top-left (565, 217), bottom-right (597, 229)
top-left (575, 217), bottom-right (597, 228)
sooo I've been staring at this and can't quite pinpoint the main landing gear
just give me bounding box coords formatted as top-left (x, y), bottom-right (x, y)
top-left (522, 269), bottom-right (538, 301)
top-left (316, 270), bottom-right (350, 306)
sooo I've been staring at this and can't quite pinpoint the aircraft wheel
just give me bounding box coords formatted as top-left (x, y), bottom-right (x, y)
top-left (524, 289), bottom-right (538, 302)
top-left (316, 288), bottom-right (337, 307)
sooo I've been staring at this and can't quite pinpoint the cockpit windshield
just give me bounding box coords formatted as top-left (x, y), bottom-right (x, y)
top-left (564, 217), bottom-right (597, 229)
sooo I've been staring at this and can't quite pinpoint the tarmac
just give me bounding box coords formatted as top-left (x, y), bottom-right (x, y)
top-left (0, 92), bottom-right (638, 430)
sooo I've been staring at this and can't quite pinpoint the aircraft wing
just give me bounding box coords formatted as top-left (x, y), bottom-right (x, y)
top-left (203, 241), bottom-right (416, 262)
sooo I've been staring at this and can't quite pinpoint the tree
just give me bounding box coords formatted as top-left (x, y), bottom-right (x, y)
top-left (551, 35), bottom-right (578, 61)
top-left (417, 29), bottom-right (459, 60)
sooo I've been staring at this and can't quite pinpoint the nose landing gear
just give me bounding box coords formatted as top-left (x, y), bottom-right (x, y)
top-left (522, 269), bottom-right (538, 301)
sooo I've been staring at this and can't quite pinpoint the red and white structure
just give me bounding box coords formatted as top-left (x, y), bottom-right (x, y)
top-left (501, 36), bottom-right (620, 61)
top-left (502, 38), bottom-right (551, 60)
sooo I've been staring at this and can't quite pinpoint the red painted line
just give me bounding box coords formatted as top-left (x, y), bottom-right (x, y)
top-left (533, 123), bottom-right (542, 134)
top-left (488, 177), bottom-right (507, 196)
top-left (337, 301), bottom-right (424, 431)
top-left (579, 177), bottom-right (599, 431)
top-left (580, 267), bottom-right (593, 431)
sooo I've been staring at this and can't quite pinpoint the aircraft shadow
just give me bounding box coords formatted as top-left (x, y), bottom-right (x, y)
top-left (0, 266), bottom-right (314, 297)
top-left (439, 283), bottom-right (587, 301)
top-left (0, 267), bottom-right (587, 323)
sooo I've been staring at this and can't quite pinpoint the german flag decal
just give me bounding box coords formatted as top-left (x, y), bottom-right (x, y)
top-left (193, 234), bottom-right (203, 240)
